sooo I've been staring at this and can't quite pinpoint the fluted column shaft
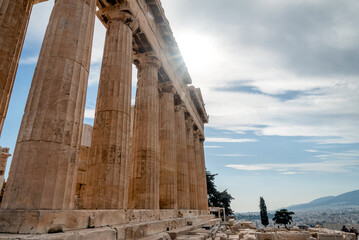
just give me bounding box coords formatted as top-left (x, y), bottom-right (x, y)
top-left (129, 55), bottom-right (161, 209)
top-left (186, 119), bottom-right (198, 209)
top-left (2, 0), bottom-right (96, 210)
top-left (199, 138), bottom-right (208, 210)
top-left (193, 132), bottom-right (204, 210)
top-left (175, 105), bottom-right (190, 209)
top-left (0, 0), bottom-right (35, 135)
top-left (159, 86), bottom-right (177, 209)
top-left (85, 12), bottom-right (135, 209)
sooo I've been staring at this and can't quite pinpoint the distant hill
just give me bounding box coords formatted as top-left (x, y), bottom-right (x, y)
top-left (286, 189), bottom-right (359, 211)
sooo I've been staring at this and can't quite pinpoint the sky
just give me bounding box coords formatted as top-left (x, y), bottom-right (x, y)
top-left (1, 0), bottom-right (359, 212)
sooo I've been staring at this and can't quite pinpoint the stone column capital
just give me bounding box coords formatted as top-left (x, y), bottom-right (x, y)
top-left (97, 4), bottom-right (138, 32)
top-left (193, 131), bottom-right (205, 141)
top-left (134, 53), bottom-right (162, 70)
top-left (0, 147), bottom-right (11, 158)
top-left (193, 129), bottom-right (201, 137)
top-left (175, 103), bottom-right (186, 112)
top-left (185, 116), bottom-right (194, 130)
top-left (159, 82), bottom-right (175, 95)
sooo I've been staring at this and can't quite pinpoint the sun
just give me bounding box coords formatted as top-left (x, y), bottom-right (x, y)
top-left (175, 31), bottom-right (220, 78)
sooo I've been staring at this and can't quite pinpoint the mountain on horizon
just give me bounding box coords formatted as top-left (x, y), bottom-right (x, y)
top-left (285, 189), bottom-right (359, 211)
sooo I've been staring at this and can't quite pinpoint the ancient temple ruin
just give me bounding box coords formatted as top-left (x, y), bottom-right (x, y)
top-left (0, 0), bottom-right (214, 239)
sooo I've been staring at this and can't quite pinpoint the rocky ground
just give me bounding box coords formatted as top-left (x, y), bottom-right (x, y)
top-left (168, 220), bottom-right (357, 240)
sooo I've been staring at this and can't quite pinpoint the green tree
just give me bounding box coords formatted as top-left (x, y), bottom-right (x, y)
top-left (206, 170), bottom-right (234, 216)
top-left (272, 209), bottom-right (295, 229)
top-left (259, 197), bottom-right (269, 227)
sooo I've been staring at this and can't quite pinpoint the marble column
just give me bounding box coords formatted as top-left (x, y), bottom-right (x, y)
top-left (85, 9), bottom-right (137, 209)
top-left (193, 130), bottom-right (204, 210)
top-left (0, 0), bottom-right (35, 135)
top-left (186, 117), bottom-right (198, 209)
top-left (199, 137), bottom-right (208, 210)
top-left (159, 83), bottom-right (177, 209)
top-left (128, 54), bottom-right (161, 209)
top-left (2, 0), bottom-right (96, 210)
top-left (175, 104), bottom-right (190, 209)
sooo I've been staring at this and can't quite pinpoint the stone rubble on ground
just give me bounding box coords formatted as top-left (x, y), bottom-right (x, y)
top-left (173, 221), bottom-right (357, 240)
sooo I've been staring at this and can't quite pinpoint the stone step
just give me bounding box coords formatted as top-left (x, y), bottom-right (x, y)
top-left (168, 226), bottom-right (194, 239)
top-left (139, 232), bottom-right (172, 240)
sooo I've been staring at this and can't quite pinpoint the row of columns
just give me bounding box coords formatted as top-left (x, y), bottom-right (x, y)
top-left (1, 0), bottom-right (208, 211)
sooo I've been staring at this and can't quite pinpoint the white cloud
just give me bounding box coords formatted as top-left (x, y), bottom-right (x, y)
top-left (305, 149), bottom-right (319, 153)
top-left (226, 159), bottom-right (359, 173)
top-left (20, 55), bottom-right (39, 65)
top-left (88, 64), bottom-right (101, 86)
top-left (210, 154), bottom-right (253, 157)
top-left (90, 19), bottom-right (106, 64)
top-left (162, 0), bottom-right (359, 145)
top-left (84, 108), bottom-right (95, 119)
top-left (27, 1), bottom-right (53, 42)
top-left (227, 164), bottom-right (270, 171)
top-left (204, 146), bottom-right (222, 149)
top-left (280, 172), bottom-right (298, 175)
top-left (206, 138), bottom-right (258, 143)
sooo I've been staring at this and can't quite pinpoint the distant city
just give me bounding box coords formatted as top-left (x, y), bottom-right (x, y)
top-left (236, 207), bottom-right (359, 230)
top-left (235, 189), bottom-right (359, 230)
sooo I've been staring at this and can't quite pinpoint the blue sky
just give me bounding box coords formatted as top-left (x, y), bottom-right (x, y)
top-left (1, 0), bottom-right (359, 212)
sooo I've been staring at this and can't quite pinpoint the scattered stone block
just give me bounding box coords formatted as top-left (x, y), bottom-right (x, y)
top-left (139, 232), bottom-right (172, 240)
top-left (318, 234), bottom-right (344, 240)
top-left (215, 232), bottom-right (228, 240)
top-left (168, 226), bottom-right (194, 239)
top-left (228, 235), bottom-right (239, 239)
top-left (277, 231), bottom-right (309, 240)
top-left (256, 232), bottom-right (278, 240)
top-left (175, 235), bottom-right (206, 240)
top-left (240, 222), bottom-right (256, 230)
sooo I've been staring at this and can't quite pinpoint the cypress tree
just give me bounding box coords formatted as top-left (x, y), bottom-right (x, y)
top-left (260, 197), bottom-right (269, 227)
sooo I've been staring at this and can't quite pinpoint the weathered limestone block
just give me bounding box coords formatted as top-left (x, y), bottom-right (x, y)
top-left (0, 0), bottom-right (34, 135)
top-left (85, 7), bottom-right (137, 210)
top-left (129, 54), bottom-right (161, 209)
top-left (228, 235), bottom-right (239, 240)
top-left (243, 234), bottom-right (257, 240)
top-left (175, 104), bottom-right (190, 209)
top-left (343, 233), bottom-right (356, 240)
top-left (277, 231), bottom-right (309, 240)
top-left (238, 230), bottom-right (257, 239)
top-left (215, 232), bottom-right (228, 240)
top-left (318, 234), bottom-right (344, 240)
top-left (159, 84), bottom-right (177, 209)
top-left (138, 232), bottom-right (171, 240)
top-left (168, 226), bottom-right (194, 239)
top-left (176, 236), bottom-right (206, 240)
top-left (0, 227), bottom-right (116, 240)
top-left (240, 222), bottom-right (256, 229)
top-left (190, 228), bottom-right (211, 238)
top-left (2, 0), bottom-right (96, 210)
top-left (256, 232), bottom-right (278, 240)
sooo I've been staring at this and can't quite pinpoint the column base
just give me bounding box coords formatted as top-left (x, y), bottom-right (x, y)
top-left (0, 209), bottom-right (211, 234)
